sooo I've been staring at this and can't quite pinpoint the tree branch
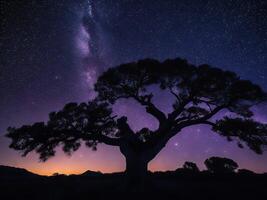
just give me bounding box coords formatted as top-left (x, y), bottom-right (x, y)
top-left (56, 129), bottom-right (123, 147)
top-left (200, 121), bottom-right (216, 126)
top-left (91, 134), bottom-right (122, 146)
top-left (133, 96), bottom-right (167, 124)
top-left (169, 87), bottom-right (182, 104)
top-left (178, 105), bottom-right (226, 129)
top-left (50, 129), bottom-right (123, 147)
top-left (168, 97), bottom-right (192, 121)
top-left (116, 116), bottom-right (135, 136)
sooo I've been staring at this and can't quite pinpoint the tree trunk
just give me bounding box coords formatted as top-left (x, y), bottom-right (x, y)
top-left (120, 145), bottom-right (160, 190)
top-left (120, 144), bottom-right (151, 186)
top-left (125, 156), bottom-right (149, 184)
top-left (119, 136), bottom-right (170, 187)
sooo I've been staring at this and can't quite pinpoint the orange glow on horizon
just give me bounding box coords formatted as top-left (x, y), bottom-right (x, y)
top-left (18, 164), bottom-right (169, 176)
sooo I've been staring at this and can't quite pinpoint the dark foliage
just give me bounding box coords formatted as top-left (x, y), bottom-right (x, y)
top-left (204, 157), bottom-right (239, 173)
top-left (183, 161), bottom-right (200, 172)
top-left (6, 100), bottom-right (118, 161)
top-left (213, 117), bottom-right (267, 154)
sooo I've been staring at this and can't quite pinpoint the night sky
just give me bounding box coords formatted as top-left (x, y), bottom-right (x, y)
top-left (1, 0), bottom-right (267, 175)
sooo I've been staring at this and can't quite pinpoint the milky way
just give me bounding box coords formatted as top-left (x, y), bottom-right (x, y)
top-left (1, 0), bottom-right (267, 175)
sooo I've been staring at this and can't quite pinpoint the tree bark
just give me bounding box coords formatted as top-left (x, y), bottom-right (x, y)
top-left (120, 144), bottom-right (151, 186)
top-left (125, 156), bottom-right (149, 185)
top-left (119, 130), bottom-right (176, 187)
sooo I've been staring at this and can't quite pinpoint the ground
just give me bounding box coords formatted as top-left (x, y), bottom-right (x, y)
top-left (0, 168), bottom-right (266, 200)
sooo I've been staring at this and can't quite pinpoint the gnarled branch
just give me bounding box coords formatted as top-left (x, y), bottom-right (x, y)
top-left (134, 95), bottom-right (167, 125)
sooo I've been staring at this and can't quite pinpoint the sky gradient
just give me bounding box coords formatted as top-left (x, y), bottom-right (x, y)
top-left (1, 0), bottom-right (267, 175)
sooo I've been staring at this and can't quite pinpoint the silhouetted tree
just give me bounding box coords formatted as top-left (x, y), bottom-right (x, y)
top-left (183, 161), bottom-right (200, 172)
top-left (6, 58), bottom-right (267, 181)
top-left (204, 157), bottom-right (238, 173)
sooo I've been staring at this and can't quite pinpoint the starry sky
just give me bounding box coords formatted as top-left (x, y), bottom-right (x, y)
top-left (1, 0), bottom-right (267, 175)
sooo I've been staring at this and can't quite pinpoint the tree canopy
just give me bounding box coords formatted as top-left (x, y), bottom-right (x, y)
top-left (183, 161), bottom-right (200, 172)
top-left (7, 101), bottom-right (118, 161)
top-left (204, 157), bottom-right (239, 173)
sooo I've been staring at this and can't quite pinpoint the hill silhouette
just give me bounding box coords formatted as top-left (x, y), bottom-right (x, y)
top-left (0, 165), bottom-right (41, 180)
top-left (81, 170), bottom-right (103, 177)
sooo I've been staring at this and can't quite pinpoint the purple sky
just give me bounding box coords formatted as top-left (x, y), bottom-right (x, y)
top-left (1, 0), bottom-right (267, 175)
